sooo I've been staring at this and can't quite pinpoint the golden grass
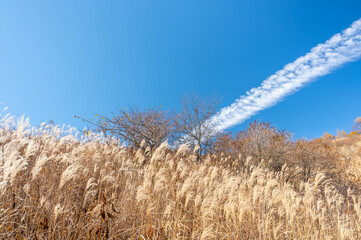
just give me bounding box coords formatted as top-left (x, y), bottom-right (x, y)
top-left (1, 116), bottom-right (361, 239)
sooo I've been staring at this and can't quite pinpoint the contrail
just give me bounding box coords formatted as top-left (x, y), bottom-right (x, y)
top-left (211, 18), bottom-right (361, 131)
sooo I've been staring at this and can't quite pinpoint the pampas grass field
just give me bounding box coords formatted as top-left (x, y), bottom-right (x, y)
top-left (1, 112), bottom-right (361, 239)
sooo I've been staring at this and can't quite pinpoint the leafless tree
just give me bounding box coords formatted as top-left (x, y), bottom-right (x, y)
top-left (176, 93), bottom-right (221, 161)
top-left (352, 117), bottom-right (361, 133)
top-left (80, 107), bottom-right (177, 150)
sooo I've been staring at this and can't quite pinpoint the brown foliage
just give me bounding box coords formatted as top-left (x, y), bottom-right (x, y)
top-left (212, 121), bottom-right (291, 171)
top-left (1, 116), bottom-right (361, 239)
top-left (288, 139), bottom-right (340, 182)
top-left (2, 123), bottom-right (361, 239)
top-left (212, 121), bottom-right (349, 186)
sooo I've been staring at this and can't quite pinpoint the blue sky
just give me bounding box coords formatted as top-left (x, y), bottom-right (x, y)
top-left (0, 1), bottom-right (361, 138)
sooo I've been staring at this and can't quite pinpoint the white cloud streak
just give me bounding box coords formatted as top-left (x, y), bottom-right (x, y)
top-left (211, 18), bottom-right (361, 131)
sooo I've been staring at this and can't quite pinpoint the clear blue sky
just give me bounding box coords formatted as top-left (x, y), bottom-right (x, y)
top-left (1, 1), bottom-right (360, 138)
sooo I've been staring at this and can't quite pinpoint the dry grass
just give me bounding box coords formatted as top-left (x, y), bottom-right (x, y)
top-left (1, 114), bottom-right (361, 239)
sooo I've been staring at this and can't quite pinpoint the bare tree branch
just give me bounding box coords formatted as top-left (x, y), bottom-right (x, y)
top-left (79, 107), bottom-right (177, 150)
top-left (176, 93), bottom-right (221, 161)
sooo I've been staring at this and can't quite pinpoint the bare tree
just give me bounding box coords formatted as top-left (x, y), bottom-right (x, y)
top-left (176, 93), bottom-right (220, 161)
top-left (79, 107), bottom-right (177, 149)
top-left (352, 117), bottom-right (361, 133)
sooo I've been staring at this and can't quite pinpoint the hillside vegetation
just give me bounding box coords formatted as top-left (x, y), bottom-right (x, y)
top-left (1, 113), bottom-right (361, 239)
